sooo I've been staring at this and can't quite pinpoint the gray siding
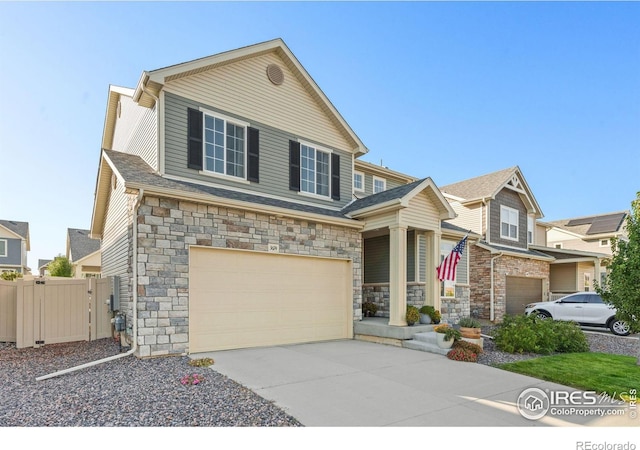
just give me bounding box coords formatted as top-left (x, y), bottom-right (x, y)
top-left (363, 232), bottom-right (417, 284)
top-left (489, 188), bottom-right (528, 249)
top-left (356, 171), bottom-right (405, 198)
top-left (164, 92), bottom-right (353, 209)
top-left (0, 238), bottom-right (22, 266)
top-left (407, 230), bottom-right (415, 282)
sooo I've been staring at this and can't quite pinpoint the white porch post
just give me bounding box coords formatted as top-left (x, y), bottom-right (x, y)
top-left (594, 257), bottom-right (601, 289)
top-left (425, 230), bottom-right (442, 311)
top-left (389, 224), bottom-right (408, 326)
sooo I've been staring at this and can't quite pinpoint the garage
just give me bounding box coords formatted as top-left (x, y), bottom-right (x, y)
top-left (189, 247), bottom-right (353, 353)
top-left (505, 276), bottom-right (543, 316)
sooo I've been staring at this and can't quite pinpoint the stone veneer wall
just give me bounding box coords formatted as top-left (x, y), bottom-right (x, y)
top-left (133, 196), bottom-right (362, 357)
top-left (362, 283), bottom-right (468, 323)
top-left (470, 246), bottom-right (549, 322)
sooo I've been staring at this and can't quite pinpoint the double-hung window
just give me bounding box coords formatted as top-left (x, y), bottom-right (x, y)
top-left (0, 239), bottom-right (6, 257)
top-left (527, 216), bottom-right (534, 244)
top-left (203, 113), bottom-right (246, 179)
top-left (353, 171), bottom-right (364, 192)
top-left (373, 176), bottom-right (386, 194)
top-left (500, 206), bottom-right (519, 241)
top-left (300, 144), bottom-right (330, 197)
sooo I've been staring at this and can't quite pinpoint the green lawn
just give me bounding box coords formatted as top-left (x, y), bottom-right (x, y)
top-left (498, 352), bottom-right (640, 401)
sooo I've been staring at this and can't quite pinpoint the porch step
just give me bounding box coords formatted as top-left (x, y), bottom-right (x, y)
top-left (403, 332), bottom-right (450, 356)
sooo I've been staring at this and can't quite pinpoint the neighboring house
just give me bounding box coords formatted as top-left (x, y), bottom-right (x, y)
top-left (66, 228), bottom-right (101, 278)
top-left (38, 259), bottom-right (52, 277)
top-left (440, 167), bottom-right (554, 322)
top-left (540, 211), bottom-right (628, 287)
top-left (90, 39), bottom-right (458, 357)
top-left (0, 220), bottom-right (30, 274)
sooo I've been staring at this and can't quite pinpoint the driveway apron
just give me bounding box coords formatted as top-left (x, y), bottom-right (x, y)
top-left (192, 339), bottom-right (634, 427)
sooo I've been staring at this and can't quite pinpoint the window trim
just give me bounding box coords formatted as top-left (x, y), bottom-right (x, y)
top-left (500, 205), bottom-right (519, 241)
top-left (0, 239), bottom-right (6, 257)
top-left (373, 176), bottom-right (386, 194)
top-left (554, 243), bottom-right (563, 249)
top-left (599, 239), bottom-right (610, 247)
top-left (527, 216), bottom-right (534, 245)
top-left (199, 107), bottom-right (249, 181)
top-left (298, 140), bottom-right (332, 199)
top-left (439, 240), bottom-right (457, 298)
top-left (353, 170), bottom-right (365, 192)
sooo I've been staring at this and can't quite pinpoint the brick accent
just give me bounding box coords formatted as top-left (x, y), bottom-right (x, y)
top-left (470, 245), bottom-right (549, 322)
top-left (131, 196), bottom-right (362, 357)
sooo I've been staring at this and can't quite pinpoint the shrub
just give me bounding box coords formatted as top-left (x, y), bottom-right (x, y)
top-left (189, 357), bottom-right (214, 367)
top-left (0, 271), bottom-right (22, 281)
top-left (447, 347), bottom-right (479, 362)
top-left (180, 374), bottom-right (204, 386)
top-left (434, 323), bottom-right (462, 341)
top-left (458, 316), bottom-right (481, 328)
top-left (431, 309), bottom-right (442, 324)
top-left (406, 305), bottom-right (420, 324)
top-left (419, 305), bottom-right (435, 316)
top-left (362, 301), bottom-right (378, 317)
top-left (493, 314), bottom-right (588, 354)
top-left (453, 339), bottom-right (483, 355)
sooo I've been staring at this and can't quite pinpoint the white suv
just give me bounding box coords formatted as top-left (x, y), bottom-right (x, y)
top-left (524, 292), bottom-right (630, 336)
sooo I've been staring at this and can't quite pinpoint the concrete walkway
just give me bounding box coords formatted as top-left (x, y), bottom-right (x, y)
top-left (192, 339), bottom-right (635, 427)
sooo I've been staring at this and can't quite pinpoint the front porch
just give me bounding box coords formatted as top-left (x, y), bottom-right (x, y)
top-left (354, 317), bottom-right (436, 345)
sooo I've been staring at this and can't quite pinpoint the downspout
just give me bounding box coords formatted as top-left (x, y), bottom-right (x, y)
top-left (490, 252), bottom-right (503, 322)
top-left (37, 189), bottom-right (144, 381)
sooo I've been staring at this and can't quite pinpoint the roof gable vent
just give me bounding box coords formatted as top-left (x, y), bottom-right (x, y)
top-left (266, 64), bottom-right (284, 85)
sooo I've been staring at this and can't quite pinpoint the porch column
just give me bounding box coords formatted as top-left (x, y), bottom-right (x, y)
top-left (594, 258), bottom-right (601, 288)
top-left (425, 230), bottom-right (442, 311)
top-left (389, 224), bottom-right (408, 326)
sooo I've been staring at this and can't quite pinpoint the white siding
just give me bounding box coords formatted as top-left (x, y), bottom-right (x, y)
top-left (401, 191), bottom-right (441, 230)
top-left (112, 95), bottom-right (158, 171)
top-left (164, 52), bottom-right (354, 153)
top-left (447, 201), bottom-right (483, 235)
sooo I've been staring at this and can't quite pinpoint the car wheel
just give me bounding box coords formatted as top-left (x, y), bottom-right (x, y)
top-left (534, 311), bottom-right (551, 320)
top-left (609, 319), bottom-right (631, 336)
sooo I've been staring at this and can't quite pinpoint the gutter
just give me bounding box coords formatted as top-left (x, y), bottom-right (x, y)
top-left (37, 189), bottom-right (145, 381)
top-left (490, 252), bottom-right (503, 322)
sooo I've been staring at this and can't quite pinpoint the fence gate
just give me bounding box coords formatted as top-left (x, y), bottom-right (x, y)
top-left (0, 277), bottom-right (114, 348)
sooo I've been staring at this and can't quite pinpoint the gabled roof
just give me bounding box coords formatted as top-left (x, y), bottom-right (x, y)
top-left (90, 150), bottom-right (363, 237)
top-left (129, 38), bottom-right (367, 157)
top-left (0, 220), bottom-right (30, 250)
top-left (440, 166), bottom-right (543, 218)
top-left (343, 177), bottom-right (456, 219)
top-left (67, 228), bottom-right (100, 262)
top-left (546, 211), bottom-right (628, 237)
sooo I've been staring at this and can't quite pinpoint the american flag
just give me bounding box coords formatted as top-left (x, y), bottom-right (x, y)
top-left (436, 236), bottom-right (467, 282)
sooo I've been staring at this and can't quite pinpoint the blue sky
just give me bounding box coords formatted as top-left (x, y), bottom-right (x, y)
top-left (1, 1), bottom-right (639, 272)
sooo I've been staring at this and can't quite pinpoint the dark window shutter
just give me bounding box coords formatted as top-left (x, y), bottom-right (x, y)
top-left (247, 127), bottom-right (259, 183)
top-left (187, 108), bottom-right (203, 170)
top-left (289, 140), bottom-right (300, 192)
top-left (331, 153), bottom-right (341, 201)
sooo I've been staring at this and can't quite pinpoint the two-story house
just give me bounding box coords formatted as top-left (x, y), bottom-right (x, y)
top-left (90, 39), bottom-right (458, 357)
top-left (440, 167), bottom-right (554, 322)
top-left (0, 220), bottom-right (30, 275)
top-left (536, 211), bottom-right (627, 293)
top-left (66, 228), bottom-right (101, 278)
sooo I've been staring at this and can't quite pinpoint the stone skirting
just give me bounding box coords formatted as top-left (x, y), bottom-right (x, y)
top-left (130, 195), bottom-right (362, 357)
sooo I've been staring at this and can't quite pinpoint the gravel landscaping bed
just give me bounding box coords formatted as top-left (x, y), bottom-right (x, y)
top-left (0, 339), bottom-right (302, 427)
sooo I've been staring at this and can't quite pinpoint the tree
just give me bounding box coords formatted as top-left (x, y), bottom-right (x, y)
top-left (48, 255), bottom-right (73, 277)
top-left (596, 192), bottom-right (640, 364)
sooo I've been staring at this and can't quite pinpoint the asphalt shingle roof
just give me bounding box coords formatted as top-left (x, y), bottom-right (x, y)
top-left (0, 220), bottom-right (29, 239)
top-left (440, 167), bottom-right (517, 201)
top-left (342, 178), bottom-right (427, 215)
top-left (548, 212), bottom-right (627, 236)
top-left (105, 150), bottom-right (349, 219)
top-left (68, 228), bottom-right (100, 261)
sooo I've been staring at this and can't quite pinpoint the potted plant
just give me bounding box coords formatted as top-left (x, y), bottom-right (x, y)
top-left (430, 309), bottom-right (442, 324)
top-left (419, 305), bottom-right (434, 324)
top-left (406, 305), bottom-right (420, 326)
top-left (458, 316), bottom-right (482, 339)
top-left (362, 301), bottom-right (378, 318)
top-left (434, 324), bottom-right (461, 349)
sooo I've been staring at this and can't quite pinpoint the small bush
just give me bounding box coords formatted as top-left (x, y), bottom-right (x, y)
top-left (406, 305), bottom-right (420, 324)
top-left (0, 271), bottom-right (22, 281)
top-left (189, 357), bottom-right (214, 367)
top-left (447, 347), bottom-right (479, 362)
top-left (453, 339), bottom-right (483, 355)
top-left (493, 314), bottom-right (588, 354)
top-left (458, 316), bottom-right (481, 328)
top-left (362, 301), bottom-right (378, 317)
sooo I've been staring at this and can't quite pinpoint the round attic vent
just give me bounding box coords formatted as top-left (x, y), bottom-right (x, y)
top-left (266, 64), bottom-right (284, 85)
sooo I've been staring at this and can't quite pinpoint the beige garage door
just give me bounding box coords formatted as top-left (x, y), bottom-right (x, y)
top-left (506, 276), bottom-right (543, 316)
top-left (189, 247), bottom-right (353, 353)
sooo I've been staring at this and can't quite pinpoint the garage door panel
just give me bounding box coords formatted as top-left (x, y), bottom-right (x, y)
top-left (506, 276), bottom-right (543, 316)
top-left (189, 247), bottom-right (353, 353)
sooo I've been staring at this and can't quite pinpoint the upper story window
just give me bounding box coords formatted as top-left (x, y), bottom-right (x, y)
top-left (373, 176), bottom-right (386, 194)
top-left (500, 206), bottom-right (519, 241)
top-left (353, 171), bottom-right (364, 192)
top-left (203, 113), bottom-right (246, 179)
top-left (527, 216), bottom-right (534, 244)
top-left (554, 243), bottom-right (563, 249)
top-left (301, 144), bottom-right (330, 197)
top-left (600, 239), bottom-right (610, 247)
top-left (0, 239), bottom-right (6, 257)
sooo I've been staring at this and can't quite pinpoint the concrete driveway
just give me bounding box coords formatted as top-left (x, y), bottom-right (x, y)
top-left (192, 339), bottom-right (634, 427)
